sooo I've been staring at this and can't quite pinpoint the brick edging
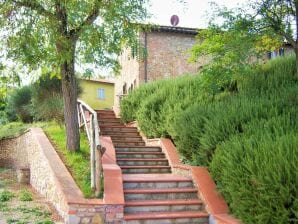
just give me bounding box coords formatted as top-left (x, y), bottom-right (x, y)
top-left (159, 138), bottom-right (241, 224)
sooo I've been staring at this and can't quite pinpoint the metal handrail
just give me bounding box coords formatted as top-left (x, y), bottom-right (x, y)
top-left (77, 99), bottom-right (102, 195)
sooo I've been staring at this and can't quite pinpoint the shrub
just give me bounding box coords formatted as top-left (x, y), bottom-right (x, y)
top-left (5, 86), bottom-right (33, 123)
top-left (19, 189), bottom-right (33, 201)
top-left (31, 73), bottom-right (64, 122)
top-left (120, 55), bottom-right (298, 223)
top-left (210, 113), bottom-right (298, 223)
top-left (0, 190), bottom-right (14, 202)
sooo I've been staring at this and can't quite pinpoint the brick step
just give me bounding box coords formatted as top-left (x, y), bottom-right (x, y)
top-left (117, 158), bottom-right (169, 166)
top-left (124, 211), bottom-right (209, 224)
top-left (116, 146), bottom-right (161, 153)
top-left (100, 126), bottom-right (138, 132)
top-left (101, 130), bottom-right (140, 136)
top-left (99, 122), bottom-right (123, 127)
top-left (111, 136), bottom-right (143, 142)
top-left (125, 199), bottom-right (203, 213)
top-left (113, 141), bottom-right (146, 147)
top-left (97, 114), bottom-right (117, 119)
top-left (123, 174), bottom-right (193, 189)
top-left (116, 152), bottom-right (166, 159)
top-left (120, 166), bottom-right (171, 174)
top-left (98, 117), bottom-right (121, 121)
top-left (96, 110), bottom-right (115, 114)
top-left (124, 188), bottom-right (198, 200)
top-left (99, 120), bottom-right (122, 124)
top-left (104, 132), bottom-right (140, 136)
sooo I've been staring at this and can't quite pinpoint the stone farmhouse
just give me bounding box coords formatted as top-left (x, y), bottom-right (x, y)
top-left (114, 25), bottom-right (294, 111)
top-left (114, 25), bottom-right (209, 109)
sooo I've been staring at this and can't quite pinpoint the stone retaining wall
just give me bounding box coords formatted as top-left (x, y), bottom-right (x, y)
top-left (0, 128), bottom-right (124, 224)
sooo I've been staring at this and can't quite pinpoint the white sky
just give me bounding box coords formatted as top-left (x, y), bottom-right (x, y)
top-left (148, 0), bottom-right (250, 28)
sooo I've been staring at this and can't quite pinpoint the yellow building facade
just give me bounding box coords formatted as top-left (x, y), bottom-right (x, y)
top-left (79, 79), bottom-right (115, 110)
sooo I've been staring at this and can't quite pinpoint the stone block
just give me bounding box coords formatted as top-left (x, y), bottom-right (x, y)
top-left (16, 168), bottom-right (30, 184)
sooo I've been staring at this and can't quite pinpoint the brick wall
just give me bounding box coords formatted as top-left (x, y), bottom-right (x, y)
top-left (141, 31), bottom-right (200, 83)
top-left (115, 29), bottom-right (209, 110)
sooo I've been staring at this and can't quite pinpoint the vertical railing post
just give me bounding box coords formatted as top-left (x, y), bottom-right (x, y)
top-left (77, 99), bottom-right (102, 196)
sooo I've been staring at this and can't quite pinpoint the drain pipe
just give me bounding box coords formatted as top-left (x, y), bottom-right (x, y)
top-left (144, 32), bottom-right (148, 83)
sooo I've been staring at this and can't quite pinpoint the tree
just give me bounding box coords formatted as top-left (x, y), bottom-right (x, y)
top-left (254, 0), bottom-right (298, 76)
top-left (190, 4), bottom-right (282, 94)
top-left (0, 0), bottom-right (149, 151)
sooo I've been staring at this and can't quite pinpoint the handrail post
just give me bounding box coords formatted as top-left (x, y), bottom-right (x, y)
top-left (77, 99), bottom-right (102, 196)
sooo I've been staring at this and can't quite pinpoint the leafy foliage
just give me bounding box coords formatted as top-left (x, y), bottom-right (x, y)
top-left (0, 190), bottom-right (14, 202)
top-left (19, 189), bottom-right (33, 201)
top-left (120, 55), bottom-right (298, 223)
top-left (0, 0), bottom-right (150, 151)
top-left (31, 72), bottom-right (64, 122)
top-left (5, 86), bottom-right (32, 123)
top-left (189, 5), bottom-right (282, 94)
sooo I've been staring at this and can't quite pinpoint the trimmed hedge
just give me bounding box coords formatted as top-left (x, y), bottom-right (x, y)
top-left (120, 55), bottom-right (298, 223)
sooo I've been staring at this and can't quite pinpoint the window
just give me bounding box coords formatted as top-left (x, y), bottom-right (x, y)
top-left (97, 88), bottom-right (105, 100)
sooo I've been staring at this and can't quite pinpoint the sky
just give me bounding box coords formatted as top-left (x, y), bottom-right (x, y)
top-left (148, 0), bottom-right (250, 28)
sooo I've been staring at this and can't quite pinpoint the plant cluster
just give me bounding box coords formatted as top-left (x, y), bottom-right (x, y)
top-left (120, 56), bottom-right (298, 223)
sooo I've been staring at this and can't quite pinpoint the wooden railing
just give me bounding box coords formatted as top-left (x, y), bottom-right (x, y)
top-left (77, 99), bottom-right (102, 196)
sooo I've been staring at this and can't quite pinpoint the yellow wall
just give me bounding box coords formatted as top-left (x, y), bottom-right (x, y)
top-left (79, 80), bottom-right (115, 110)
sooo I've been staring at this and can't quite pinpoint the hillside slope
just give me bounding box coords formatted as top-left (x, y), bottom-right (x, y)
top-left (120, 56), bottom-right (298, 223)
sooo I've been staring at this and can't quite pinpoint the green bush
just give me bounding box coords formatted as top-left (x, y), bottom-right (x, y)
top-left (210, 114), bottom-right (298, 223)
top-left (120, 55), bottom-right (298, 223)
top-left (19, 189), bottom-right (33, 201)
top-left (5, 86), bottom-right (33, 123)
top-left (0, 190), bottom-right (14, 202)
top-left (31, 73), bottom-right (64, 122)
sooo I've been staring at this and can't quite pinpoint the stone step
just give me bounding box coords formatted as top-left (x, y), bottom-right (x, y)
top-left (113, 141), bottom-right (146, 147)
top-left (125, 199), bottom-right (203, 213)
top-left (116, 146), bottom-right (162, 153)
top-left (121, 166), bottom-right (171, 174)
top-left (123, 174), bottom-right (194, 189)
top-left (117, 158), bottom-right (169, 166)
top-left (111, 136), bottom-right (143, 142)
top-left (124, 211), bottom-right (209, 224)
top-left (116, 152), bottom-right (166, 159)
top-left (124, 188), bottom-right (198, 200)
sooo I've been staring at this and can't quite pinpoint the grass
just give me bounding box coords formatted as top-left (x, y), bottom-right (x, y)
top-left (43, 122), bottom-right (94, 198)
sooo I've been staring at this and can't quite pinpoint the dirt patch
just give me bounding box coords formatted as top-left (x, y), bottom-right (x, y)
top-left (0, 168), bottom-right (63, 224)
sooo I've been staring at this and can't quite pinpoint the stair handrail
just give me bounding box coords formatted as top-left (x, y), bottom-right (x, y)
top-left (77, 99), bottom-right (102, 195)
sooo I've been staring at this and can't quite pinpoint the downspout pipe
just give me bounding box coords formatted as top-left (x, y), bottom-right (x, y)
top-left (144, 32), bottom-right (148, 83)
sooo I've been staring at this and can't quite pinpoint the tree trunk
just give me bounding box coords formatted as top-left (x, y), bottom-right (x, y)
top-left (295, 47), bottom-right (298, 77)
top-left (60, 44), bottom-right (80, 151)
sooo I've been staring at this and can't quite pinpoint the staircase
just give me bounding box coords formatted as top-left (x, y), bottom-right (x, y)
top-left (98, 110), bottom-right (209, 224)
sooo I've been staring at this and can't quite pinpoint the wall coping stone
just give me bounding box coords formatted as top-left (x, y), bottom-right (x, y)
top-left (101, 136), bottom-right (125, 205)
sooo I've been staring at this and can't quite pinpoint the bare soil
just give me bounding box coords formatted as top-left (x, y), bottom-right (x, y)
top-left (0, 168), bottom-right (63, 224)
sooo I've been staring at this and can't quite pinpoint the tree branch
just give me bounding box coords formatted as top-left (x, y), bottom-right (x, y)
top-left (11, 0), bottom-right (56, 21)
top-left (69, 1), bottom-right (101, 37)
